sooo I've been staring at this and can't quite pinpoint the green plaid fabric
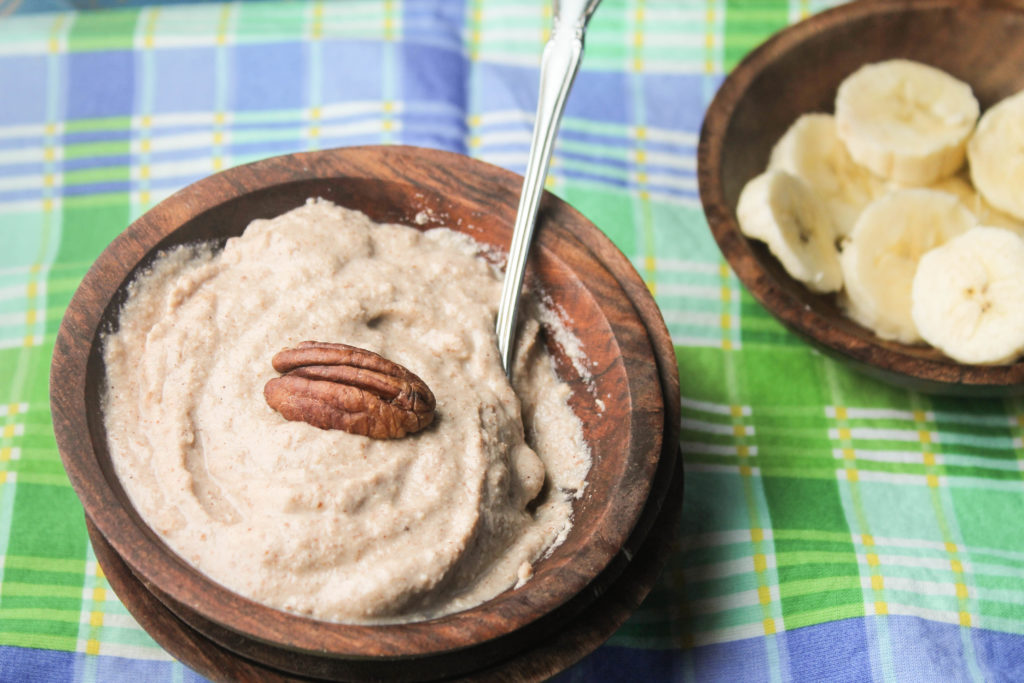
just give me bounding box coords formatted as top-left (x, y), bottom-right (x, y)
top-left (2, 1), bottom-right (1023, 680)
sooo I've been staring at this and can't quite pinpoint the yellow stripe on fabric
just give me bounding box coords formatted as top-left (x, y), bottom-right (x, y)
top-left (639, 195), bottom-right (656, 294)
top-left (821, 358), bottom-right (900, 679)
top-left (212, 5), bottom-right (233, 171)
top-left (469, 0), bottom-right (482, 60)
top-left (76, 548), bottom-right (113, 663)
top-left (704, 3), bottom-right (715, 74)
top-left (716, 262), bottom-right (736, 350)
top-left (625, 3), bottom-right (656, 296)
top-left (215, 3), bottom-right (231, 45)
top-left (729, 404), bottom-right (780, 640)
top-left (700, 294), bottom-right (782, 655)
top-left (910, 398), bottom-right (984, 677)
top-left (305, 1), bottom-right (325, 151)
top-left (142, 7), bottom-right (158, 47)
top-left (632, 3), bottom-right (644, 72)
top-left (832, 405), bottom-right (861, 486)
top-left (42, 14), bottom-right (66, 54)
top-left (24, 278), bottom-right (40, 332)
top-left (309, 107), bottom-right (321, 144)
top-left (137, 9), bottom-right (158, 211)
top-left (0, 402), bottom-right (27, 418)
top-left (311, 0), bottom-right (323, 40)
top-left (384, 0), bottom-right (395, 41)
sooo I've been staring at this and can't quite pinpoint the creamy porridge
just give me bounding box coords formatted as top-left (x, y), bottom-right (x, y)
top-left (102, 198), bottom-right (591, 623)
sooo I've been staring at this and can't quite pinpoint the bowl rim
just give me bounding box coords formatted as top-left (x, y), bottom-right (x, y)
top-left (697, 0), bottom-right (1024, 395)
top-left (50, 144), bottom-right (678, 661)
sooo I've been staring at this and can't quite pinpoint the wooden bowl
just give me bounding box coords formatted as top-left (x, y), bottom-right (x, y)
top-left (698, 0), bottom-right (1024, 395)
top-left (50, 145), bottom-right (681, 680)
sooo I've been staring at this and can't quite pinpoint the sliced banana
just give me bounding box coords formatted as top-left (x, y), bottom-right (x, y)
top-left (835, 59), bottom-right (979, 186)
top-left (967, 88), bottom-right (1024, 222)
top-left (839, 188), bottom-right (976, 343)
top-left (736, 170), bottom-right (842, 293)
top-left (768, 113), bottom-right (883, 237)
top-left (928, 174), bottom-right (1024, 238)
top-left (911, 226), bottom-right (1024, 364)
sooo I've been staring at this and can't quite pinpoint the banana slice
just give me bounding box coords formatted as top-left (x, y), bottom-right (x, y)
top-left (768, 113), bottom-right (883, 237)
top-left (967, 89), bottom-right (1024, 222)
top-left (736, 170), bottom-right (842, 293)
top-left (911, 226), bottom-right (1024, 364)
top-left (929, 174), bottom-right (1024, 238)
top-left (839, 188), bottom-right (976, 343)
top-left (835, 59), bottom-right (979, 186)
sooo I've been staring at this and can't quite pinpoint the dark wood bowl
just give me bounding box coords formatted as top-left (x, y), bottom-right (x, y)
top-left (50, 145), bottom-right (681, 680)
top-left (698, 0), bottom-right (1024, 396)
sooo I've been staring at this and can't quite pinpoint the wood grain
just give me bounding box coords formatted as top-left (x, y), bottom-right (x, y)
top-left (50, 146), bottom-right (680, 676)
top-left (698, 0), bottom-right (1024, 395)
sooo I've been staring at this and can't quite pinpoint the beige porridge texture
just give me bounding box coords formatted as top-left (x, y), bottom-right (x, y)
top-left (102, 199), bottom-right (591, 623)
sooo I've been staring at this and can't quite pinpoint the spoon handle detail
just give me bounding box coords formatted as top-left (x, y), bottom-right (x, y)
top-left (495, 0), bottom-right (600, 379)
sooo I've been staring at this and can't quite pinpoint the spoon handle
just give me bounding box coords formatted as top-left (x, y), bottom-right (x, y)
top-left (495, 0), bottom-right (600, 379)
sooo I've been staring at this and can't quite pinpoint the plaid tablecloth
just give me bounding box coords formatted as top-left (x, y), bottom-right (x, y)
top-left (2, 0), bottom-right (1024, 680)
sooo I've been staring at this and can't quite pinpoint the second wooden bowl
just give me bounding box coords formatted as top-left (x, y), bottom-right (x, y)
top-left (698, 0), bottom-right (1024, 395)
top-left (50, 145), bottom-right (681, 680)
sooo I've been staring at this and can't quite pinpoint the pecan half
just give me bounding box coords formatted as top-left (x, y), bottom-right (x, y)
top-left (264, 341), bottom-right (436, 439)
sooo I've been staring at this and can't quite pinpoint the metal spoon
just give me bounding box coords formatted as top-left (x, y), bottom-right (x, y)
top-left (495, 0), bottom-right (601, 379)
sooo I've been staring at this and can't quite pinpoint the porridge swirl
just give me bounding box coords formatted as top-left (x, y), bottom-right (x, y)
top-left (102, 199), bottom-right (591, 623)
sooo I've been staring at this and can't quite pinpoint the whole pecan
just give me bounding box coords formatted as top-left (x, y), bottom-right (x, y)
top-left (264, 341), bottom-right (436, 439)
